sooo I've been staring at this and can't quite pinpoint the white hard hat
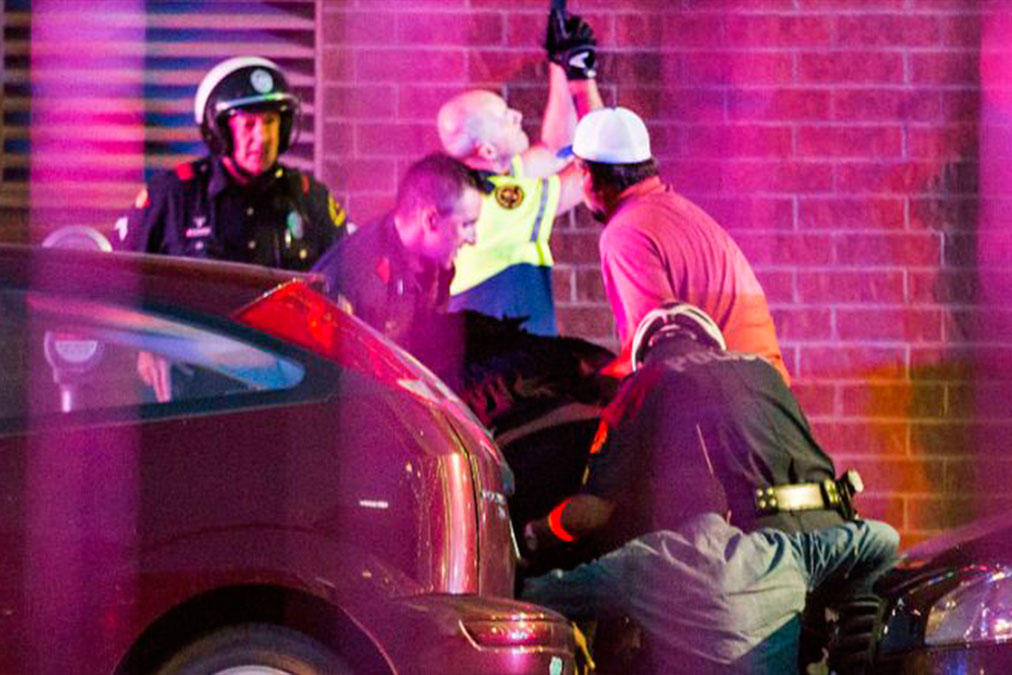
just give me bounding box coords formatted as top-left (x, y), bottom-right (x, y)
top-left (571, 106), bottom-right (652, 164)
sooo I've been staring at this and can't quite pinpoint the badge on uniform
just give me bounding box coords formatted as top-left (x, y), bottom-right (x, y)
top-left (328, 196), bottom-right (346, 228)
top-left (286, 211), bottom-right (304, 240)
top-left (494, 184), bottom-right (525, 210)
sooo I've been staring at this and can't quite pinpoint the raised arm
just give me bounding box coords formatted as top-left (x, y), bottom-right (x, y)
top-left (523, 9), bottom-right (605, 208)
top-left (539, 63), bottom-right (577, 152)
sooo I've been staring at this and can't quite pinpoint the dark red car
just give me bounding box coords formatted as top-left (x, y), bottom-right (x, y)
top-left (0, 244), bottom-right (576, 674)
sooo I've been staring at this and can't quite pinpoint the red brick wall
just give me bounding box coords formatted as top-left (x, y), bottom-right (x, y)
top-left (319, 0), bottom-right (1007, 546)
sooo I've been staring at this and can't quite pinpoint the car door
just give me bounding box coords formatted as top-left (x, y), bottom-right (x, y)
top-left (0, 285), bottom-right (323, 673)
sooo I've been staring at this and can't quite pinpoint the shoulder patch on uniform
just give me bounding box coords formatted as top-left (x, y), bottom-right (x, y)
top-left (589, 419), bottom-right (608, 455)
top-left (375, 257), bottom-right (391, 284)
top-left (133, 188), bottom-right (150, 209)
top-left (174, 162), bottom-right (196, 181)
top-left (328, 196), bottom-right (346, 228)
top-left (301, 174), bottom-right (310, 194)
top-left (494, 184), bottom-right (525, 210)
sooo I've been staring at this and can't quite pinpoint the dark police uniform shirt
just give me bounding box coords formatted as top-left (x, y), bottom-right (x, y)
top-left (113, 156), bottom-right (347, 271)
top-left (585, 337), bottom-right (842, 538)
top-left (311, 213), bottom-right (453, 346)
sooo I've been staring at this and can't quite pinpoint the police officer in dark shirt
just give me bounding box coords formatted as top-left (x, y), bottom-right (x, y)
top-left (525, 302), bottom-right (860, 554)
top-left (312, 153), bottom-right (482, 347)
top-left (114, 56), bottom-right (348, 401)
top-left (521, 302), bottom-right (869, 673)
top-left (113, 55), bottom-right (347, 270)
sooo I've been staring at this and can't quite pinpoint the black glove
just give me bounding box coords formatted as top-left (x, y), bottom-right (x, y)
top-left (545, 10), bottom-right (597, 80)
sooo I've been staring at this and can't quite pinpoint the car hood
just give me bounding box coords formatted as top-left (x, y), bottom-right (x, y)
top-left (877, 512), bottom-right (1012, 596)
top-left (902, 512), bottom-right (1012, 568)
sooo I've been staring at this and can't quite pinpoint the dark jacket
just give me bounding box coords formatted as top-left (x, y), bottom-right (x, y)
top-left (113, 156), bottom-right (346, 271)
top-left (311, 214), bottom-right (452, 346)
top-left (587, 336), bottom-right (842, 538)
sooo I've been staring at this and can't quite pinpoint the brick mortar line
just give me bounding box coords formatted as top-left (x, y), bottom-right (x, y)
top-left (317, 75), bottom-right (983, 93)
top-left (321, 44), bottom-right (982, 53)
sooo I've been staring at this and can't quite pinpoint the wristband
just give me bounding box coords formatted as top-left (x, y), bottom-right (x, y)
top-left (547, 497), bottom-right (576, 542)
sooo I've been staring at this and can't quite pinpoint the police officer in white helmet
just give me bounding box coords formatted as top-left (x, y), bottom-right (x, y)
top-left (113, 56), bottom-right (349, 401)
top-left (113, 55), bottom-right (348, 270)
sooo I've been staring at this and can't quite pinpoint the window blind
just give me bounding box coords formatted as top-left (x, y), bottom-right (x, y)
top-left (1, 0), bottom-right (318, 240)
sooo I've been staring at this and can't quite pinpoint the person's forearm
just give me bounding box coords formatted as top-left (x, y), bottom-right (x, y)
top-left (540, 63), bottom-right (577, 151)
top-left (569, 78), bottom-right (604, 118)
top-left (526, 494), bottom-right (616, 551)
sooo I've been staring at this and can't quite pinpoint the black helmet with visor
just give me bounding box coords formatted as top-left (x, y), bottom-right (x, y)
top-left (194, 56), bottom-right (299, 157)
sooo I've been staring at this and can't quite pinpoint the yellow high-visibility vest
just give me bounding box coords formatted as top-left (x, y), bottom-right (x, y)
top-left (450, 156), bottom-right (561, 295)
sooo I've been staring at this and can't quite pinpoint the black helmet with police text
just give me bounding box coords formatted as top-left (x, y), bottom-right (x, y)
top-left (630, 302), bottom-right (727, 372)
top-left (194, 56), bottom-right (299, 157)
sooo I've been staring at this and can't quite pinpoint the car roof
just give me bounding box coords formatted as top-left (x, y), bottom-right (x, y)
top-left (0, 244), bottom-right (324, 317)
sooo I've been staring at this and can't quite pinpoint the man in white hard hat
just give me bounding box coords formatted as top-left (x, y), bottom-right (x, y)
top-left (570, 106), bottom-right (791, 384)
top-left (436, 8), bottom-right (603, 336)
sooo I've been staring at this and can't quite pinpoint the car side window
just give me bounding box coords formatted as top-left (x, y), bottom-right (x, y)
top-left (0, 290), bottom-right (305, 422)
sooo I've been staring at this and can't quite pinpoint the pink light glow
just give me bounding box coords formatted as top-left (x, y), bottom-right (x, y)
top-left (28, 1), bottom-right (146, 231)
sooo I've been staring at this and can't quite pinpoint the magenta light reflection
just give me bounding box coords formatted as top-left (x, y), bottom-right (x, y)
top-left (974, 6), bottom-right (1012, 513)
top-left (28, 1), bottom-right (147, 231)
top-left (25, 2), bottom-right (145, 671)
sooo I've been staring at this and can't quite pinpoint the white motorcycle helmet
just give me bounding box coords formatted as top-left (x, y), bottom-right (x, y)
top-left (194, 56), bottom-right (300, 157)
top-left (629, 302), bottom-right (727, 372)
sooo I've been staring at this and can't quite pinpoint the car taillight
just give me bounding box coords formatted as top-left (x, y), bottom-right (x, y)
top-left (234, 280), bottom-right (349, 356)
top-left (462, 618), bottom-right (557, 648)
top-left (236, 282), bottom-right (508, 446)
top-left (235, 280), bottom-right (418, 380)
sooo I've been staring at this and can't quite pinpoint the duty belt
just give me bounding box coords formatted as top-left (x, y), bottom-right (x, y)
top-left (754, 469), bottom-right (864, 521)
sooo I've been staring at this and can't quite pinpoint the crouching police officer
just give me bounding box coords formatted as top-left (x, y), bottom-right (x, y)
top-left (524, 302), bottom-right (863, 551)
top-left (522, 303), bottom-right (882, 673)
top-left (113, 55), bottom-right (347, 270)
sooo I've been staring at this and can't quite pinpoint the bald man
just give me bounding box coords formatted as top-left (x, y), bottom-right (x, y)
top-left (437, 10), bottom-right (602, 336)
